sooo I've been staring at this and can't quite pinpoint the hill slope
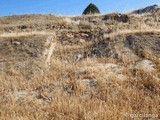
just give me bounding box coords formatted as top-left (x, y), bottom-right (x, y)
top-left (0, 11), bottom-right (160, 119)
top-left (132, 4), bottom-right (158, 14)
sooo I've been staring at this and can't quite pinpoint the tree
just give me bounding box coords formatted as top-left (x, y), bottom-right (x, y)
top-left (83, 3), bottom-right (100, 15)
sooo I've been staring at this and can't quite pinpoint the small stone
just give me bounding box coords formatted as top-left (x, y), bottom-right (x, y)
top-left (79, 39), bottom-right (86, 43)
top-left (74, 54), bottom-right (83, 61)
top-left (81, 33), bottom-right (89, 37)
top-left (12, 41), bottom-right (21, 45)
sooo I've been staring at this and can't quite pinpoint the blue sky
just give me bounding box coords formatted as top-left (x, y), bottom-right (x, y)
top-left (0, 0), bottom-right (159, 16)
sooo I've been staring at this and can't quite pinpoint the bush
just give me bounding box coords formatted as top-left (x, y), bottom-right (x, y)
top-left (83, 3), bottom-right (100, 15)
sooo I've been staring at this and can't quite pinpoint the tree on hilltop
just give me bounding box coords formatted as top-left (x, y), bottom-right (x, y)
top-left (83, 3), bottom-right (101, 15)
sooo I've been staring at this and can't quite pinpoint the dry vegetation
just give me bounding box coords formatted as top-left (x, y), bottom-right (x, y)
top-left (0, 10), bottom-right (160, 120)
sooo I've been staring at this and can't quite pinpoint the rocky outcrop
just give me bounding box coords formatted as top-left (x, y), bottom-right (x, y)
top-left (132, 5), bottom-right (158, 14)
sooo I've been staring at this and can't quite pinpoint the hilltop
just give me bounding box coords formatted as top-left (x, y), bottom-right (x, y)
top-left (0, 7), bottom-right (160, 119)
top-left (132, 4), bottom-right (159, 14)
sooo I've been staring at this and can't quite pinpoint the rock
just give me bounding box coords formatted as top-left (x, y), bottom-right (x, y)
top-left (79, 39), bottom-right (86, 43)
top-left (74, 54), bottom-right (83, 61)
top-left (12, 41), bottom-right (21, 45)
top-left (135, 60), bottom-right (155, 72)
top-left (81, 33), bottom-right (89, 37)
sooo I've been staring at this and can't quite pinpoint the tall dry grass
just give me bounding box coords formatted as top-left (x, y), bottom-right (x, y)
top-left (0, 36), bottom-right (160, 119)
top-left (0, 13), bottom-right (160, 120)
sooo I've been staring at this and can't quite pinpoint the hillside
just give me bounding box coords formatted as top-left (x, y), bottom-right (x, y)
top-left (0, 11), bottom-right (160, 119)
top-left (132, 4), bottom-right (159, 14)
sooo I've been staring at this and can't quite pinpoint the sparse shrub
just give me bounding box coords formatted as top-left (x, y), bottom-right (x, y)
top-left (83, 3), bottom-right (101, 15)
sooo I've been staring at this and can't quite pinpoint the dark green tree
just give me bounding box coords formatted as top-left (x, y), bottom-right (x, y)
top-left (83, 3), bottom-right (101, 15)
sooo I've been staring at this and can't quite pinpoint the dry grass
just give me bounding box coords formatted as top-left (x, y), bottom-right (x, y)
top-left (1, 38), bottom-right (160, 119)
top-left (0, 12), bottom-right (160, 120)
top-left (1, 60), bottom-right (160, 120)
top-left (104, 29), bottom-right (160, 39)
top-left (0, 31), bottom-right (51, 38)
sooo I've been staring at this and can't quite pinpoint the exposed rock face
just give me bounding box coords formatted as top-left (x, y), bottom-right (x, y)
top-left (132, 5), bottom-right (158, 14)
